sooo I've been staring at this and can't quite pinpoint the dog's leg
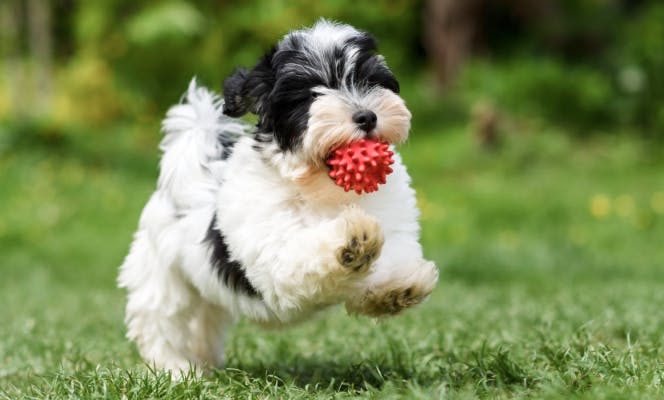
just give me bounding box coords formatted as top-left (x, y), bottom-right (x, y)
top-left (123, 270), bottom-right (231, 376)
top-left (120, 228), bottom-right (230, 376)
top-left (344, 232), bottom-right (438, 317)
top-left (257, 204), bottom-right (384, 317)
top-left (337, 154), bottom-right (439, 317)
top-left (333, 204), bottom-right (385, 273)
top-left (185, 298), bottom-right (232, 371)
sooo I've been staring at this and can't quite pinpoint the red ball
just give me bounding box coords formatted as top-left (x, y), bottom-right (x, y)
top-left (325, 138), bottom-right (395, 194)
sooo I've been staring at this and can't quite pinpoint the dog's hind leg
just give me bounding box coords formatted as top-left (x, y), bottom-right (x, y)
top-left (119, 196), bottom-right (231, 375)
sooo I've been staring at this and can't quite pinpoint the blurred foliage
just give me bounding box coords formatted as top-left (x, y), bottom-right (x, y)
top-left (0, 0), bottom-right (663, 148)
top-left (616, 2), bottom-right (664, 136)
top-left (65, 0), bottom-right (422, 114)
top-left (455, 0), bottom-right (664, 137)
top-left (461, 59), bottom-right (615, 134)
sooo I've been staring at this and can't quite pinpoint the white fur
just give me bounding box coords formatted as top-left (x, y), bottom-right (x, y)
top-left (118, 79), bottom-right (438, 374)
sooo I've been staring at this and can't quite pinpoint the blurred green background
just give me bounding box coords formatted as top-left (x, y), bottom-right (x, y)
top-left (2, 0), bottom-right (664, 139)
top-left (1, 1), bottom-right (664, 398)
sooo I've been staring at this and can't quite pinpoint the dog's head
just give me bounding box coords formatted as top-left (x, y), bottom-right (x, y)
top-left (223, 20), bottom-right (411, 169)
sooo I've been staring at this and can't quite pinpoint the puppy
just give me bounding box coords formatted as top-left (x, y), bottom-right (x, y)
top-left (119, 20), bottom-right (438, 374)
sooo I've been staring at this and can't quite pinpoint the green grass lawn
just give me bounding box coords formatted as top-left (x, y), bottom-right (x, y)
top-left (1, 123), bottom-right (663, 399)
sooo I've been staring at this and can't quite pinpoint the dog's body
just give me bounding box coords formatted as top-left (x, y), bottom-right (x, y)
top-left (119, 20), bottom-right (438, 374)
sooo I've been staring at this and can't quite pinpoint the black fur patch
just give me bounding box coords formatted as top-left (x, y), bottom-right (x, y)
top-left (222, 48), bottom-right (277, 118)
top-left (217, 130), bottom-right (237, 160)
top-left (347, 35), bottom-right (400, 93)
top-left (204, 215), bottom-right (260, 297)
top-left (264, 71), bottom-right (319, 151)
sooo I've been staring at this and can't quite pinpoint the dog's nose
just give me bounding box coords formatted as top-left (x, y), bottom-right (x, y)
top-left (352, 110), bottom-right (377, 133)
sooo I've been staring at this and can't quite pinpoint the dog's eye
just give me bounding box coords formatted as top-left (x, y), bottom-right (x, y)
top-left (311, 92), bottom-right (320, 99)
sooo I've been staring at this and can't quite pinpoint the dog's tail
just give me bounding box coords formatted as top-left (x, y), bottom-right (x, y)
top-left (158, 78), bottom-right (248, 209)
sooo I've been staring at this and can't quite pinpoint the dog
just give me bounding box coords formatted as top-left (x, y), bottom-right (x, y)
top-left (118, 20), bottom-right (439, 374)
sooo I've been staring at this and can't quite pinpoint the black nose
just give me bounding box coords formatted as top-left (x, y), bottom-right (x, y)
top-left (352, 110), bottom-right (377, 132)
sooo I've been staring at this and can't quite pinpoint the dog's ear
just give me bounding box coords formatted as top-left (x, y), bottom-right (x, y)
top-left (223, 48), bottom-right (276, 117)
top-left (222, 68), bottom-right (251, 117)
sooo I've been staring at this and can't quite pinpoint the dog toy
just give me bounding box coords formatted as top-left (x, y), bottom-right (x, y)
top-left (326, 138), bottom-right (394, 194)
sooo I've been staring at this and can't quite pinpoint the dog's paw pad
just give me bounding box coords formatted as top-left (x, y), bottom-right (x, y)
top-left (336, 208), bottom-right (384, 272)
top-left (388, 287), bottom-right (425, 312)
top-left (336, 234), bottom-right (381, 272)
top-left (347, 278), bottom-right (436, 317)
top-left (361, 286), bottom-right (426, 316)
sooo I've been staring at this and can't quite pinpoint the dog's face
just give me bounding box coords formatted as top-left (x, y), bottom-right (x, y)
top-left (223, 20), bottom-right (411, 167)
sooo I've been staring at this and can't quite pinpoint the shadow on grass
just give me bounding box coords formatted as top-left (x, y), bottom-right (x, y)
top-left (218, 345), bottom-right (539, 394)
top-left (218, 358), bottom-right (420, 392)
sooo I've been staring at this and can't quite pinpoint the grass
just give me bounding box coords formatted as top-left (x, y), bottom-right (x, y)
top-left (1, 119), bottom-right (663, 399)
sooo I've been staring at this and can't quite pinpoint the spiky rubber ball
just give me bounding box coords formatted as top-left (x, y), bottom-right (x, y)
top-left (326, 138), bottom-right (395, 194)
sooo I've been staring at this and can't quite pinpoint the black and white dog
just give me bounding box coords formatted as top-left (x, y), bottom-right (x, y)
top-left (119, 20), bottom-right (438, 374)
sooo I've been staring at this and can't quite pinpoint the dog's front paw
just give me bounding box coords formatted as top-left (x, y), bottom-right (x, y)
top-left (335, 205), bottom-right (384, 273)
top-left (346, 260), bottom-right (438, 317)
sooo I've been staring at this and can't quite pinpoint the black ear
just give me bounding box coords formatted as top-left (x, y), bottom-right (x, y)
top-left (223, 49), bottom-right (276, 117)
top-left (223, 68), bottom-right (251, 117)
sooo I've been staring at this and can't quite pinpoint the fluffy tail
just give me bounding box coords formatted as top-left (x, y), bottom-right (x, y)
top-left (158, 78), bottom-right (248, 210)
